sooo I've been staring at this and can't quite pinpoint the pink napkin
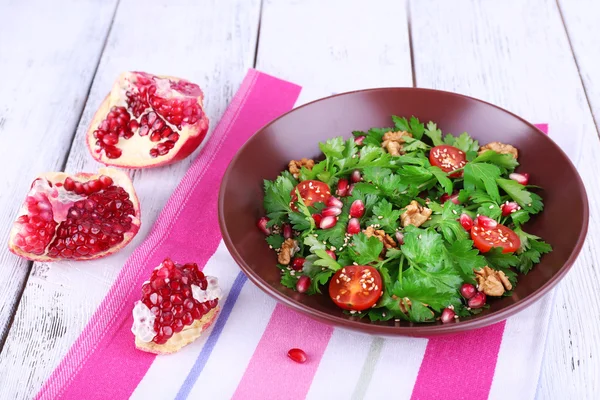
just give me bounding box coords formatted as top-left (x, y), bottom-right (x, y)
top-left (36, 69), bottom-right (553, 400)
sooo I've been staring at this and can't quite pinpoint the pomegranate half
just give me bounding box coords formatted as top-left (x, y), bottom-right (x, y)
top-left (86, 71), bottom-right (209, 168)
top-left (8, 168), bottom-right (141, 262)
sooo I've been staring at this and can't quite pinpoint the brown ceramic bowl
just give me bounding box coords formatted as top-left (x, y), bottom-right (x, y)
top-left (217, 87), bottom-right (589, 337)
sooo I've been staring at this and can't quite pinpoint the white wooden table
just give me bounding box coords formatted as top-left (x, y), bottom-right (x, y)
top-left (0, 0), bottom-right (599, 398)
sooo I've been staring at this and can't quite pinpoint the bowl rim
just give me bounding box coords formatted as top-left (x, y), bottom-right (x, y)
top-left (217, 86), bottom-right (590, 336)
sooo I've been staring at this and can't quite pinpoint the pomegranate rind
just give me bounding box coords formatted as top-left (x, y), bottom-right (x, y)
top-left (7, 167), bottom-right (141, 262)
top-left (134, 306), bottom-right (219, 355)
top-left (86, 72), bottom-right (210, 169)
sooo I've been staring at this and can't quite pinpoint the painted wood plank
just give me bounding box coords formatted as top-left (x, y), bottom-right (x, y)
top-left (409, 1), bottom-right (600, 399)
top-left (558, 0), bottom-right (600, 128)
top-left (0, 0), bottom-right (118, 342)
top-left (0, 0), bottom-right (261, 398)
top-left (256, 0), bottom-right (413, 105)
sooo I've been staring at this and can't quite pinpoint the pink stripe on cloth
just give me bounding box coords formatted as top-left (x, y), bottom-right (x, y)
top-left (411, 122), bottom-right (548, 400)
top-left (411, 323), bottom-right (506, 400)
top-left (36, 69), bottom-right (301, 400)
top-left (232, 304), bottom-right (334, 400)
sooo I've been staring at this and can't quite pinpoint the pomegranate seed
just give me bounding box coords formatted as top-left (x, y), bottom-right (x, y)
top-left (441, 192), bottom-right (460, 204)
top-left (257, 217), bottom-right (270, 235)
top-left (336, 179), bottom-right (349, 197)
top-left (326, 196), bottom-right (344, 208)
top-left (99, 175), bottom-right (113, 187)
top-left (350, 170), bottom-right (362, 183)
top-left (64, 177), bottom-right (75, 191)
top-left (322, 206), bottom-right (342, 217)
top-left (475, 215), bottom-right (497, 229)
top-left (459, 214), bottom-right (473, 231)
top-left (347, 218), bottom-right (361, 235)
top-left (460, 283), bottom-right (477, 299)
top-left (347, 184), bottom-right (355, 196)
top-left (501, 201), bottom-right (521, 216)
top-left (296, 276), bottom-right (311, 293)
top-left (287, 348), bottom-right (307, 363)
top-left (291, 258), bottom-right (305, 271)
top-left (325, 250), bottom-right (337, 260)
top-left (349, 199), bottom-right (365, 218)
top-left (395, 231), bottom-right (404, 245)
top-left (319, 216), bottom-right (337, 229)
top-left (312, 213), bottom-right (323, 226)
top-left (509, 172), bottom-right (529, 185)
top-left (282, 223), bottom-right (293, 239)
top-left (440, 307), bottom-right (456, 323)
top-left (354, 135), bottom-right (366, 145)
top-left (468, 292), bottom-right (487, 309)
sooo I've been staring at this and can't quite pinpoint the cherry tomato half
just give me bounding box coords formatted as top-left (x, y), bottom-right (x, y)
top-left (471, 223), bottom-right (521, 253)
top-left (290, 180), bottom-right (331, 211)
top-left (429, 145), bottom-right (466, 177)
top-left (329, 265), bottom-right (383, 311)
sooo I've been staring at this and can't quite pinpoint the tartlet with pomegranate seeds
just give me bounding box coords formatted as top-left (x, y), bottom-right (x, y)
top-left (258, 115), bottom-right (552, 324)
top-left (86, 71), bottom-right (210, 169)
top-left (131, 257), bottom-right (222, 354)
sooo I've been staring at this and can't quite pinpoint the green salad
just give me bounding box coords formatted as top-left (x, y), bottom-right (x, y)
top-left (257, 116), bottom-right (552, 323)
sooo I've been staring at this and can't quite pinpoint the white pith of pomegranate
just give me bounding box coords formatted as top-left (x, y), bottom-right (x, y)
top-left (132, 258), bottom-right (221, 345)
top-left (86, 71), bottom-right (209, 168)
top-left (8, 168), bottom-right (141, 262)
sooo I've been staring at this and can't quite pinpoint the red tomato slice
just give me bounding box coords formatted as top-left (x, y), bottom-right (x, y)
top-left (329, 265), bottom-right (383, 311)
top-left (289, 180), bottom-right (331, 211)
top-left (429, 145), bottom-right (466, 177)
top-left (471, 223), bottom-right (521, 253)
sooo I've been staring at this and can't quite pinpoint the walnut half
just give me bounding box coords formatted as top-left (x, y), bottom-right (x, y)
top-left (363, 226), bottom-right (397, 249)
top-left (288, 158), bottom-right (315, 179)
top-left (478, 142), bottom-right (519, 160)
top-left (400, 200), bottom-right (432, 228)
top-left (475, 266), bottom-right (513, 297)
top-left (381, 130), bottom-right (413, 156)
top-left (277, 238), bottom-right (299, 265)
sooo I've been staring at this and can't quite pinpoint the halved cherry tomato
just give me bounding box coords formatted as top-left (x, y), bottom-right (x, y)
top-left (471, 223), bottom-right (521, 253)
top-left (290, 180), bottom-right (331, 211)
top-left (429, 145), bottom-right (466, 177)
top-left (329, 265), bottom-right (383, 311)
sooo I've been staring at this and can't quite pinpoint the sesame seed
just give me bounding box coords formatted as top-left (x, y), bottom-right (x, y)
top-left (452, 210), bottom-right (457, 215)
top-left (473, 232), bottom-right (478, 236)
top-left (290, 271), bottom-right (295, 276)
top-left (528, 203), bottom-right (532, 207)
top-left (336, 295), bottom-right (340, 300)
top-left (321, 194), bottom-right (325, 198)
top-left (382, 313), bottom-right (387, 317)
top-left (489, 205), bottom-right (494, 209)
top-left (362, 283), bottom-right (367, 289)
top-left (378, 216), bottom-right (383, 219)
top-left (269, 245), bottom-right (273, 249)
top-left (350, 310), bottom-right (357, 314)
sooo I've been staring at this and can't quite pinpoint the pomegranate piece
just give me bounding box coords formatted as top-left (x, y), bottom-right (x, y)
top-left (440, 307), bottom-right (456, 323)
top-left (509, 172), bottom-right (529, 185)
top-left (326, 196), bottom-right (344, 209)
top-left (475, 215), bottom-right (498, 230)
top-left (347, 218), bottom-right (361, 235)
top-left (460, 283), bottom-right (477, 299)
top-left (8, 168), bottom-right (140, 262)
top-left (291, 257), bottom-right (305, 271)
top-left (349, 199), bottom-right (365, 218)
top-left (132, 257), bottom-right (221, 353)
top-left (257, 217), bottom-right (271, 235)
top-left (312, 213), bottom-right (323, 226)
top-left (287, 348), bottom-right (308, 363)
top-left (468, 292), bottom-right (487, 309)
top-left (319, 216), bottom-right (338, 229)
top-left (354, 136), bottom-right (366, 145)
top-left (325, 250), bottom-right (337, 260)
top-left (336, 179), bottom-right (349, 197)
top-left (459, 213), bottom-right (473, 231)
top-left (86, 71), bottom-right (209, 169)
top-left (322, 206), bottom-right (342, 217)
top-left (350, 170), bottom-right (362, 183)
top-left (501, 201), bottom-right (521, 216)
top-left (441, 192), bottom-right (460, 205)
top-left (395, 231), bottom-right (404, 245)
top-left (296, 276), bottom-right (311, 293)
top-left (282, 223), bottom-right (293, 239)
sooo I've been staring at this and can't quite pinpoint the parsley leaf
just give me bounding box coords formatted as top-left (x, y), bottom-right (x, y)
top-left (265, 234), bottom-right (284, 249)
top-left (263, 171), bottom-right (297, 225)
top-left (463, 163), bottom-right (502, 203)
top-left (514, 227), bottom-right (552, 273)
top-left (444, 132), bottom-right (480, 154)
top-left (277, 264), bottom-right (298, 289)
top-left (313, 249), bottom-right (342, 270)
top-left (510, 209), bottom-right (531, 226)
top-left (392, 115), bottom-right (410, 132)
top-left (424, 121), bottom-right (443, 146)
top-left (446, 239), bottom-right (487, 283)
top-left (401, 226), bottom-right (449, 270)
top-left (363, 128), bottom-right (390, 147)
top-left (476, 203), bottom-right (502, 220)
top-left (366, 199), bottom-right (401, 233)
top-left (409, 116), bottom-right (425, 140)
top-left (308, 269), bottom-right (335, 295)
top-left (289, 211), bottom-right (311, 231)
top-left (472, 150), bottom-right (519, 171)
top-left (397, 165), bottom-right (434, 185)
top-left (427, 201), bottom-right (469, 243)
top-left (428, 166), bottom-right (453, 194)
top-left (496, 178), bottom-right (544, 214)
top-left (402, 137), bottom-right (431, 153)
top-left (348, 233), bottom-right (384, 264)
top-left (315, 213), bottom-right (349, 249)
top-left (299, 160), bottom-right (328, 182)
